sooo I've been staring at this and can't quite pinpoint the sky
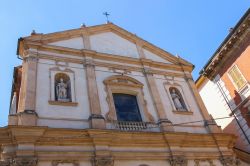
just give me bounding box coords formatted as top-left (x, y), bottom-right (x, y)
top-left (0, 0), bottom-right (249, 126)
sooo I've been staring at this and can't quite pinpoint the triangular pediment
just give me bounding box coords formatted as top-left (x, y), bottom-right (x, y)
top-left (89, 32), bottom-right (139, 58)
top-left (20, 23), bottom-right (193, 67)
top-left (48, 37), bottom-right (84, 49)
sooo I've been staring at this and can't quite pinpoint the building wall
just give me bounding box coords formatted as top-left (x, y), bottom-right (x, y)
top-left (30, 31), bottom-right (208, 134)
top-left (198, 78), bottom-right (234, 129)
top-left (197, 36), bottom-right (250, 153)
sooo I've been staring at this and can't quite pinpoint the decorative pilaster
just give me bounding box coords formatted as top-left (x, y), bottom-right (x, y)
top-left (168, 156), bottom-right (187, 166)
top-left (17, 53), bottom-right (38, 126)
top-left (143, 68), bottom-right (174, 131)
top-left (136, 41), bottom-right (173, 131)
top-left (85, 57), bottom-right (105, 129)
top-left (185, 77), bottom-right (222, 133)
top-left (93, 157), bottom-right (114, 166)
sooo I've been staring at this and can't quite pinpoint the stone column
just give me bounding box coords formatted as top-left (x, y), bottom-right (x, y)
top-left (17, 54), bottom-right (38, 126)
top-left (85, 57), bottom-right (105, 129)
top-left (136, 42), bottom-right (173, 131)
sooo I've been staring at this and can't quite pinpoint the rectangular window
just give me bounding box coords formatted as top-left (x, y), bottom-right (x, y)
top-left (113, 93), bottom-right (142, 122)
top-left (228, 65), bottom-right (246, 90)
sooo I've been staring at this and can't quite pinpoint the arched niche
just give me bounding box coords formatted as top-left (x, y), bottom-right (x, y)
top-left (169, 87), bottom-right (187, 111)
top-left (164, 81), bottom-right (192, 114)
top-left (49, 67), bottom-right (77, 106)
top-left (54, 73), bottom-right (72, 102)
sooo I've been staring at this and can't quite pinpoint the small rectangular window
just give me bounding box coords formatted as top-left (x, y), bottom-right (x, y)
top-left (228, 65), bottom-right (246, 90)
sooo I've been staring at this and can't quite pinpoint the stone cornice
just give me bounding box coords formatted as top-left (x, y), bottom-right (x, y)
top-left (23, 42), bottom-right (193, 72)
top-left (22, 44), bottom-right (193, 78)
top-left (200, 9), bottom-right (250, 79)
top-left (18, 23), bottom-right (193, 68)
top-left (0, 126), bottom-right (236, 148)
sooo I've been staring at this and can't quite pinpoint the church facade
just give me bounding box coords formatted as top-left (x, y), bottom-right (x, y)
top-left (0, 23), bottom-right (243, 166)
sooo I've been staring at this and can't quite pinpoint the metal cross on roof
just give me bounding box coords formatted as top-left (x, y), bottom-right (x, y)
top-left (103, 12), bottom-right (110, 23)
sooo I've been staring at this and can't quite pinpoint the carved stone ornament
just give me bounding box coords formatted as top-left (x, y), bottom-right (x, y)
top-left (219, 156), bottom-right (240, 166)
top-left (194, 159), bottom-right (215, 166)
top-left (93, 157), bottom-right (114, 166)
top-left (168, 156), bottom-right (187, 166)
top-left (0, 160), bottom-right (11, 166)
top-left (11, 157), bottom-right (37, 166)
top-left (52, 160), bottom-right (79, 166)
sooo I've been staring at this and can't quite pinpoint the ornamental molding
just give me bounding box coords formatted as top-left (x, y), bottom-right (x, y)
top-left (219, 156), bottom-right (240, 166)
top-left (19, 23), bottom-right (193, 68)
top-left (11, 157), bottom-right (37, 166)
top-left (103, 75), bottom-right (154, 122)
top-left (93, 157), bottom-right (114, 166)
top-left (52, 160), bottom-right (79, 166)
top-left (194, 159), bottom-right (215, 166)
top-left (168, 156), bottom-right (187, 166)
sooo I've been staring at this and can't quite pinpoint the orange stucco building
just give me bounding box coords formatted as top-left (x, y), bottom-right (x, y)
top-left (196, 8), bottom-right (250, 162)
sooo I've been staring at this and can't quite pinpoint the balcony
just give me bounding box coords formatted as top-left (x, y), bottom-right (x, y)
top-left (108, 120), bottom-right (159, 132)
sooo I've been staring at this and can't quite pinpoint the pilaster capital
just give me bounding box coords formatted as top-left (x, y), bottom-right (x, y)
top-left (219, 156), bottom-right (240, 166)
top-left (85, 58), bottom-right (95, 67)
top-left (142, 68), bottom-right (153, 75)
top-left (0, 160), bottom-right (11, 166)
top-left (11, 157), bottom-right (37, 166)
top-left (93, 157), bottom-right (114, 166)
top-left (23, 55), bottom-right (38, 63)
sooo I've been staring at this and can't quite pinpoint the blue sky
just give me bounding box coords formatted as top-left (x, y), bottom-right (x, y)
top-left (0, 0), bottom-right (249, 126)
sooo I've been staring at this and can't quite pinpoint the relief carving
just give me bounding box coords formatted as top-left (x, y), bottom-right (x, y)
top-left (168, 156), bottom-right (187, 166)
top-left (219, 156), bottom-right (240, 166)
top-left (11, 157), bottom-right (37, 166)
top-left (93, 157), bottom-right (114, 166)
top-left (194, 159), bottom-right (215, 166)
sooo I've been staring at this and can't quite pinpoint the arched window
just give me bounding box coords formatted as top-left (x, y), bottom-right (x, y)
top-left (54, 73), bottom-right (71, 102)
top-left (169, 87), bottom-right (187, 111)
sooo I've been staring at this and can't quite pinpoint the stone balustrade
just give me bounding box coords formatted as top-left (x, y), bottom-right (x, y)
top-left (109, 120), bottom-right (158, 131)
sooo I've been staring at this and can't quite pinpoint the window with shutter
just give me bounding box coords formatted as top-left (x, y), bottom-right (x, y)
top-left (228, 65), bottom-right (246, 90)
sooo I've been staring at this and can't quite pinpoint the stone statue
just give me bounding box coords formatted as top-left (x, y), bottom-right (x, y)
top-left (170, 89), bottom-right (185, 110)
top-left (56, 78), bottom-right (69, 101)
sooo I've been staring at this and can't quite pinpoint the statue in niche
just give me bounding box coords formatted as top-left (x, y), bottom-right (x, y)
top-left (170, 88), bottom-right (186, 111)
top-left (56, 78), bottom-right (70, 102)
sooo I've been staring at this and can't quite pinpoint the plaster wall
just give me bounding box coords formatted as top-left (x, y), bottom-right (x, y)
top-left (35, 59), bottom-right (90, 128)
top-left (48, 37), bottom-right (85, 49)
top-left (198, 78), bottom-right (234, 129)
top-left (154, 76), bottom-right (207, 133)
top-left (90, 32), bottom-right (139, 58)
top-left (143, 48), bottom-right (171, 64)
